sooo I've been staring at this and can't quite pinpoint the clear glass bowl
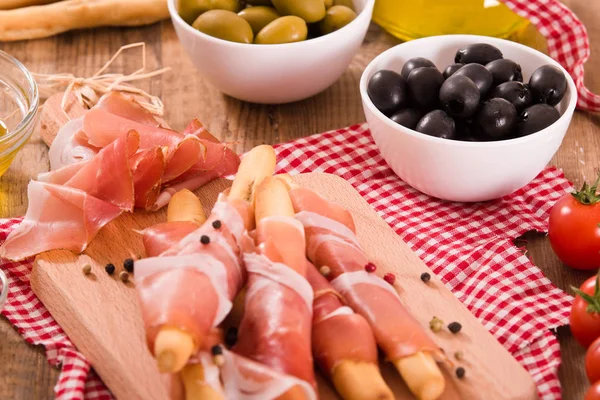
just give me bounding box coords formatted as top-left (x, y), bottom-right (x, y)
top-left (0, 51), bottom-right (39, 177)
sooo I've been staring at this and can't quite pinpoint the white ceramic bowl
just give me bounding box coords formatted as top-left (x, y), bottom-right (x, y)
top-left (169, 0), bottom-right (374, 104)
top-left (360, 35), bottom-right (577, 202)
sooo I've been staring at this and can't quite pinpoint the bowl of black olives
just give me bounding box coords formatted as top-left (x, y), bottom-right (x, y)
top-left (360, 35), bottom-right (577, 202)
top-left (169, 0), bottom-right (374, 104)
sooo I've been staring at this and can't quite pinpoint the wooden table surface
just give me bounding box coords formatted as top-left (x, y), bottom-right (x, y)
top-left (0, 1), bottom-right (598, 399)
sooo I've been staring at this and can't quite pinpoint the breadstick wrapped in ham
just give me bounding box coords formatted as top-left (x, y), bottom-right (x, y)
top-left (232, 176), bottom-right (317, 400)
top-left (289, 185), bottom-right (446, 400)
top-left (307, 260), bottom-right (393, 400)
top-left (134, 145), bottom-right (276, 377)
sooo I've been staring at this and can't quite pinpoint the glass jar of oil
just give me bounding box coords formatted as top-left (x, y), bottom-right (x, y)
top-left (372, 0), bottom-right (529, 41)
top-left (0, 51), bottom-right (39, 178)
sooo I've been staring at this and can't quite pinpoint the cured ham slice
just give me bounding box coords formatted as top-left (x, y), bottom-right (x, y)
top-left (289, 187), bottom-right (444, 374)
top-left (307, 261), bottom-right (378, 376)
top-left (233, 185), bottom-right (316, 399)
top-left (130, 147), bottom-right (166, 210)
top-left (141, 221), bottom-right (199, 258)
top-left (219, 349), bottom-right (317, 400)
top-left (64, 130), bottom-right (139, 211)
top-left (0, 181), bottom-right (122, 261)
top-left (48, 117), bottom-right (99, 170)
top-left (135, 195), bottom-right (251, 358)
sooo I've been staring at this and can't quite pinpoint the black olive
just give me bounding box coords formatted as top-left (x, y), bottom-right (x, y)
top-left (407, 67), bottom-right (444, 110)
top-left (455, 43), bottom-right (503, 65)
top-left (517, 104), bottom-right (561, 137)
top-left (439, 75), bottom-right (480, 119)
top-left (475, 98), bottom-right (518, 140)
top-left (401, 57), bottom-right (436, 79)
top-left (528, 65), bottom-right (567, 106)
top-left (485, 59), bottom-right (523, 86)
top-left (489, 81), bottom-right (532, 111)
top-left (415, 110), bottom-right (456, 139)
top-left (453, 63), bottom-right (494, 96)
top-left (443, 63), bottom-right (464, 79)
top-left (389, 108), bottom-right (422, 130)
top-left (367, 70), bottom-right (409, 115)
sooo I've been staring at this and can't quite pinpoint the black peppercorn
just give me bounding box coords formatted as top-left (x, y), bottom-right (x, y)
top-left (123, 258), bottom-right (134, 273)
top-left (448, 322), bottom-right (462, 334)
top-left (420, 272), bottom-right (431, 283)
top-left (211, 345), bottom-right (223, 356)
top-left (105, 263), bottom-right (115, 275)
top-left (456, 367), bottom-right (466, 379)
top-left (200, 235), bottom-right (210, 245)
top-left (212, 220), bottom-right (222, 229)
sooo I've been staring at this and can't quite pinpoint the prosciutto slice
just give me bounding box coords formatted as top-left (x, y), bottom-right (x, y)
top-left (306, 261), bottom-right (379, 378)
top-left (233, 215), bottom-right (316, 398)
top-left (1, 94), bottom-right (241, 261)
top-left (141, 221), bottom-right (199, 258)
top-left (290, 187), bottom-right (443, 363)
top-left (135, 195), bottom-right (252, 354)
top-left (0, 181), bottom-right (122, 261)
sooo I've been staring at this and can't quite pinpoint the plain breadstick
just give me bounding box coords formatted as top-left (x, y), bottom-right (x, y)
top-left (0, 0), bottom-right (169, 42)
top-left (0, 0), bottom-right (61, 10)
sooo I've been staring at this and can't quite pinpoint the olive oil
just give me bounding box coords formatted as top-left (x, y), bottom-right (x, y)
top-left (372, 0), bottom-right (529, 41)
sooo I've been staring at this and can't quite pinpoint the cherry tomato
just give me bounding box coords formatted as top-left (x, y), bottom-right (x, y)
top-left (570, 275), bottom-right (600, 348)
top-left (587, 337), bottom-right (600, 383)
top-left (585, 381), bottom-right (600, 400)
top-left (548, 175), bottom-right (600, 270)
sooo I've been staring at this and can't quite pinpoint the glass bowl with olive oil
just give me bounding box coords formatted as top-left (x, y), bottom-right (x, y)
top-left (0, 51), bottom-right (39, 178)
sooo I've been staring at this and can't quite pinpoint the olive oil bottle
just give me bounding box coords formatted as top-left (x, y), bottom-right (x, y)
top-left (373, 0), bottom-right (529, 41)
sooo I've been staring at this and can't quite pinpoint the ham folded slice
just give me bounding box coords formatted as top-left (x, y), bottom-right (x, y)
top-left (135, 195), bottom-right (251, 354)
top-left (0, 181), bottom-right (122, 261)
top-left (1, 94), bottom-right (241, 261)
top-left (290, 187), bottom-right (442, 363)
top-left (233, 215), bottom-right (316, 397)
top-left (306, 261), bottom-right (378, 378)
top-left (141, 221), bottom-right (199, 258)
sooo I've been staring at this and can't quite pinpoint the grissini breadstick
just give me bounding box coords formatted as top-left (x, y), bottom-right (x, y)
top-left (289, 185), bottom-right (446, 400)
top-left (136, 145), bottom-right (276, 376)
top-left (232, 176), bottom-right (316, 400)
top-left (0, 0), bottom-right (60, 10)
top-left (0, 0), bottom-right (169, 42)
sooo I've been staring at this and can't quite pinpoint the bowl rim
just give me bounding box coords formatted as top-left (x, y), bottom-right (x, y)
top-left (0, 50), bottom-right (39, 146)
top-left (167, 0), bottom-right (375, 49)
top-left (359, 34), bottom-right (578, 148)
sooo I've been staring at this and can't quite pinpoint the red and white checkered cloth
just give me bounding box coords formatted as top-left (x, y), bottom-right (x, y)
top-left (500, 0), bottom-right (600, 112)
top-left (1, 124), bottom-right (573, 399)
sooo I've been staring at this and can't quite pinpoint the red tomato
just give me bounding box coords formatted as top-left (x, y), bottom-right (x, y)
top-left (570, 275), bottom-right (600, 348)
top-left (587, 337), bottom-right (600, 383)
top-left (548, 176), bottom-right (600, 270)
top-left (585, 381), bottom-right (600, 400)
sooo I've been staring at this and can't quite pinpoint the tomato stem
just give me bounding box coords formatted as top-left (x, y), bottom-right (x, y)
top-left (571, 170), bottom-right (600, 205)
top-left (572, 274), bottom-right (600, 314)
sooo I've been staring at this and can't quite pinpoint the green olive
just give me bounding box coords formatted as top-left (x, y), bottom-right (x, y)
top-left (193, 10), bottom-right (254, 43)
top-left (271, 0), bottom-right (326, 23)
top-left (245, 0), bottom-right (273, 5)
top-left (319, 5), bottom-right (356, 34)
top-left (178, 0), bottom-right (243, 24)
top-left (333, 0), bottom-right (354, 11)
top-left (255, 16), bottom-right (307, 44)
top-left (238, 6), bottom-right (281, 34)
top-left (324, 0), bottom-right (333, 8)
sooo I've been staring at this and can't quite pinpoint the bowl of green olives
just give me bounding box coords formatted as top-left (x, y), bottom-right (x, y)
top-left (168, 0), bottom-right (374, 104)
top-left (360, 35), bottom-right (577, 202)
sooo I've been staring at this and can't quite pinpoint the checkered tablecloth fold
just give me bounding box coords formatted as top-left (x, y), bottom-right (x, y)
top-left (500, 0), bottom-right (600, 112)
top-left (1, 124), bottom-right (573, 399)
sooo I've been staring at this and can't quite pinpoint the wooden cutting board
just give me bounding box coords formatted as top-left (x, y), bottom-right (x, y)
top-left (29, 93), bottom-right (537, 399)
top-left (30, 173), bottom-right (538, 400)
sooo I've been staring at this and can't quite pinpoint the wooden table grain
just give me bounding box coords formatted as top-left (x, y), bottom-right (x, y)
top-left (0, 1), bottom-right (598, 398)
